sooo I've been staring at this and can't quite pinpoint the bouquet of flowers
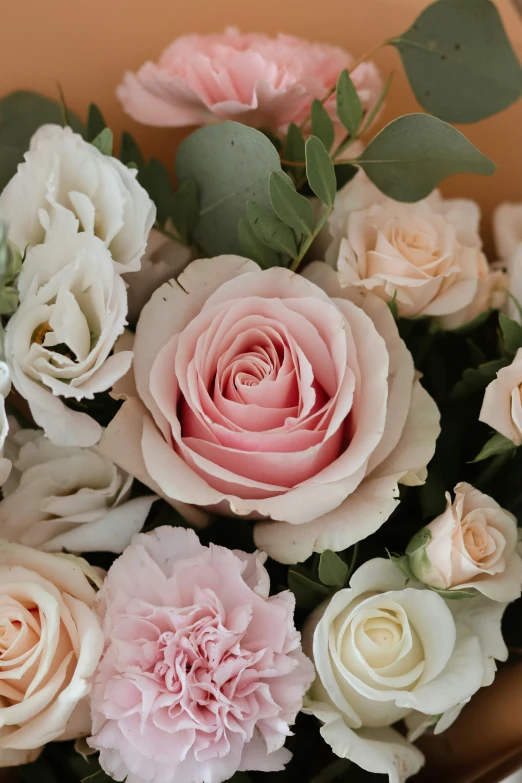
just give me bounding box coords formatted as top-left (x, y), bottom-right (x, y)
top-left (0, 1), bottom-right (521, 781)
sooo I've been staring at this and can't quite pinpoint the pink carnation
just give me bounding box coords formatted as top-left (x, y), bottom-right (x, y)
top-left (88, 526), bottom-right (314, 783)
top-left (117, 28), bottom-right (382, 130)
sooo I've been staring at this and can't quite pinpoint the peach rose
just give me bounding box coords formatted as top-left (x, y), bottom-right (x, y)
top-left (99, 256), bottom-right (439, 564)
top-left (408, 483), bottom-right (522, 602)
top-left (0, 541), bottom-right (103, 766)
top-left (326, 176), bottom-right (497, 329)
top-left (493, 202), bottom-right (522, 323)
top-left (117, 28), bottom-right (382, 131)
top-left (480, 347), bottom-right (522, 445)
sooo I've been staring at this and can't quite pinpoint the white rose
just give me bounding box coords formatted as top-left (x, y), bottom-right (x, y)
top-left (123, 228), bottom-right (193, 325)
top-left (5, 233), bottom-right (131, 447)
top-left (0, 423), bottom-right (156, 553)
top-left (493, 203), bottom-right (522, 323)
top-left (0, 540), bottom-right (104, 766)
top-left (0, 124), bottom-right (155, 273)
top-left (408, 483), bottom-right (522, 602)
top-left (480, 347), bottom-right (522, 445)
top-left (303, 559), bottom-right (507, 783)
top-left (325, 175), bottom-right (492, 329)
top-left (0, 363), bottom-right (11, 485)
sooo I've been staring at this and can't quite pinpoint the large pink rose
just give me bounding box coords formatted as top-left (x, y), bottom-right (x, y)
top-left (117, 28), bottom-right (382, 130)
top-left (100, 258), bottom-right (439, 564)
top-left (88, 526), bottom-right (314, 783)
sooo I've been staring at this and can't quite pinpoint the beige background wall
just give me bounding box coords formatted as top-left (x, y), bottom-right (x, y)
top-left (3, 0), bottom-right (522, 246)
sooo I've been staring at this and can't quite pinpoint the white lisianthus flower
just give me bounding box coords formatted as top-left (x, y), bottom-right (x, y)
top-left (5, 233), bottom-right (131, 447)
top-left (303, 559), bottom-right (508, 783)
top-left (0, 124), bottom-right (156, 274)
top-left (0, 423), bottom-right (157, 553)
top-left (0, 362), bottom-right (11, 485)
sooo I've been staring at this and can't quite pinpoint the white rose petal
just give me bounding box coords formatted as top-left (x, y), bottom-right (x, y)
top-left (5, 233), bottom-right (132, 446)
top-left (0, 124), bottom-right (155, 273)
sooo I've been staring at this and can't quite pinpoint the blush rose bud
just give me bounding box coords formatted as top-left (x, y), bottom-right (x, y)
top-left (407, 482), bottom-right (522, 602)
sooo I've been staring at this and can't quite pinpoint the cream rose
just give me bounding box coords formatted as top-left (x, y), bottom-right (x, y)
top-left (0, 540), bottom-right (104, 766)
top-left (0, 125), bottom-right (155, 274)
top-left (99, 257), bottom-right (439, 565)
top-left (407, 483), bottom-right (522, 602)
top-left (0, 424), bottom-right (156, 554)
top-left (304, 559), bottom-right (508, 783)
top-left (480, 347), bottom-right (522, 445)
top-left (493, 202), bottom-right (522, 323)
top-left (5, 233), bottom-right (131, 447)
top-left (325, 176), bottom-right (494, 329)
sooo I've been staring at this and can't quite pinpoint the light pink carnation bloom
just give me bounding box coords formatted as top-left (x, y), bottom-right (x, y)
top-left (99, 257), bottom-right (440, 565)
top-left (117, 29), bottom-right (382, 130)
top-left (88, 526), bottom-right (314, 783)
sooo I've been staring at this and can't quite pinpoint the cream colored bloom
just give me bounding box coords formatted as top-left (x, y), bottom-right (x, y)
top-left (304, 559), bottom-right (507, 783)
top-left (326, 176), bottom-right (494, 329)
top-left (0, 424), bottom-right (156, 553)
top-left (0, 541), bottom-right (104, 766)
top-left (0, 125), bottom-right (155, 274)
top-left (5, 233), bottom-right (131, 447)
top-left (408, 483), bottom-right (522, 602)
top-left (480, 347), bottom-right (522, 445)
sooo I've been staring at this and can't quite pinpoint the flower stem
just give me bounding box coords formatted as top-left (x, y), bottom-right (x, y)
top-left (290, 206), bottom-right (333, 273)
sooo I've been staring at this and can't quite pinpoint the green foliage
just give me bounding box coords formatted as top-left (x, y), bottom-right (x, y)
top-left (288, 566), bottom-right (331, 610)
top-left (283, 122), bottom-right (306, 175)
top-left (169, 179), bottom-right (199, 245)
top-left (86, 103), bottom-right (106, 142)
top-left (269, 171), bottom-right (314, 236)
top-left (176, 121), bottom-right (282, 256)
top-left (305, 136), bottom-right (337, 206)
top-left (90, 127), bottom-right (113, 156)
top-left (499, 313), bottom-right (522, 357)
top-left (0, 91), bottom-right (84, 193)
top-left (451, 358), bottom-right (509, 400)
top-left (140, 157), bottom-right (174, 227)
top-left (335, 163), bottom-right (358, 190)
top-left (120, 130), bottom-right (144, 170)
top-left (472, 432), bottom-right (517, 463)
top-left (336, 69), bottom-right (363, 138)
top-left (357, 114), bottom-right (495, 202)
top-left (311, 99), bottom-right (335, 152)
top-left (360, 72), bottom-right (393, 135)
top-left (391, 0), bottom-right (522, 123)
top-left (318, 550), bottom-right (349, 588)
top-left (238, 219), bottom-right (281, 268)
top-left (246, 201), bottom-right (297, 257)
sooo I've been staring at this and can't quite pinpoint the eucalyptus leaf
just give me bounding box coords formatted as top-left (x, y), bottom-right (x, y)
top-left (472, 432), bottom-right (517, 463)
top-left (238, 218), bottom-right (281, 268)
top-left (311, 99), bottom-right (335, 152)
top-left (305, 136), bottom-right (337, 206)
top-left (336, 69), bottom-right (363, 138)
top-left (0, 91), bottom-right (84, 193)
top-left (284, 122), bottom-right (306, 175)
top-left (357, 113), bottom-right (495, 202)
top-left (176, 122), bottom-right (282, 256)
top-left (499, 313), bottom-right (522, 357)
top-left (169, 179), bottom-right (199, 245)
top-left (91, 127), bottom-right (113, 157)
top-left (269, 170), bottom-right (314, 236)
top-left (318, 550), bottom-right (349, 588)
top-left (390, 0), bottom-right (522, 123)
top-left (288, 569), bottom-right (331, 610)
top-left (86, 103), bottom-right (106, 142)
top-left (246, 201), bottom-right (297, 257)
top-left (141, 157), bottom-right (174, 226)
top-left (120, 130), bottom-right (144, 171)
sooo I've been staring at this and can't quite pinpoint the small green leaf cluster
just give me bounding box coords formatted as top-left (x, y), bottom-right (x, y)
top-left (288, 548), bottom-right (357, 610)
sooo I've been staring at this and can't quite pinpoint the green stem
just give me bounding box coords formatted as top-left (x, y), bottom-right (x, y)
top-left (290, 206), bottom-right (333, 273)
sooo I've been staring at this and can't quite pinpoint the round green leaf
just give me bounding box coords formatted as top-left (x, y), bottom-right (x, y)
top-left (391, 0), bottom-right (522, 123)
top-left (246, 201), bottom-right (297, 257)
top-left (357, 113), bottom-right (495, 202)
top-left (0, 91), bottom-right (84, 194)
top-left (175, 121), bottom-right (282, 256)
